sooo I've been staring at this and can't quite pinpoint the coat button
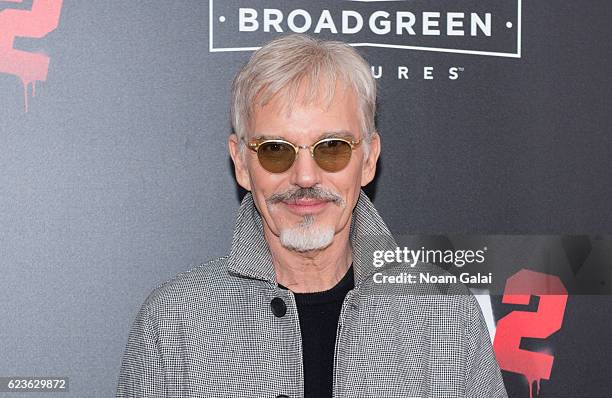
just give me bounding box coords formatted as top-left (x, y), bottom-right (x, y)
top-left (270, 297), bottom-right (287, 317)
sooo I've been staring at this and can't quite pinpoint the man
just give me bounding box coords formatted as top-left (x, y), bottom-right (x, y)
top-left (117, 34), bottom-right (507, 398)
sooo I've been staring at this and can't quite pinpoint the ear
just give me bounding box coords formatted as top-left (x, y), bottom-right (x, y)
top-left (361, 132), bottom-right (381, 187)
top-left (228, 134), bottom-right (252, 191)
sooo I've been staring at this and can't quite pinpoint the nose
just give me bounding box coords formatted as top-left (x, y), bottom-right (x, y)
top-left (289, 147), bottom-right (322, 188)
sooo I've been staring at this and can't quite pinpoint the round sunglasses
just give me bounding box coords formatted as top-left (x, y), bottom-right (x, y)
top-left (246, 136), bottom-right (362, 173)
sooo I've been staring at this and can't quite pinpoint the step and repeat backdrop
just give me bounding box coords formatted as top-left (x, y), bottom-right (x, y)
top-left (1, 1), bottom-right (610, 397)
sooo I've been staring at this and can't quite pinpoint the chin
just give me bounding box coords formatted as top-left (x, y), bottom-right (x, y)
top-left (279, 224), bottom-right (335, 252)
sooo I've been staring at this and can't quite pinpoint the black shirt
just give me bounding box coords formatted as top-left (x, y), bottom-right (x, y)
top-left (279, 266), bottom-right (355, 398)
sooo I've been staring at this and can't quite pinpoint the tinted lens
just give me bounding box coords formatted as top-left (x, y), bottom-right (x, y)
top-left (257, 141), bottom-right (296, 173)
top-left (313, 139), bottom-right (352, 172)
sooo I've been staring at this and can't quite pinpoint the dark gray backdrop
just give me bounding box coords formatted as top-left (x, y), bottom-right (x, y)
top-left (1, 1), bottom-right (610, 397)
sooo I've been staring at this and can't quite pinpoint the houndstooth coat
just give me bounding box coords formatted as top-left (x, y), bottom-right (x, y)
top-left (116, 191), bottom-right (507, 398)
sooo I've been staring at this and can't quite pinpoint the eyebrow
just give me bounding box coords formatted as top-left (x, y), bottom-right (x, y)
top-left (252, 130), bottom-right (357, 142)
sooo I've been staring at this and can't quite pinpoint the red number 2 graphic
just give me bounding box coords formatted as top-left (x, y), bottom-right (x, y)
top-left (493, 269), bottom-right (568, 398)
top-left (0, 0), bottom-right (63, 112)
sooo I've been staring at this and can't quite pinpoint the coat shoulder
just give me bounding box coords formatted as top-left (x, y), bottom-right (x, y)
top-left (140, 256), bottom-right (231, 315)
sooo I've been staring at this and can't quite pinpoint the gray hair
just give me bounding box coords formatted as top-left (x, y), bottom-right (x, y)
top-left (231, 34), bottom-right (377, 150)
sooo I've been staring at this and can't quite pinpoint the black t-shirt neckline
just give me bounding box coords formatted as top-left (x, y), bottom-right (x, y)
top-left (277, 265), bottom-right (355, 398)
top-left (278, 265), bottom-right (354, 303)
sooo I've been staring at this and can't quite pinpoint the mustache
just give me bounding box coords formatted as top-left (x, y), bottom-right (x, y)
top-left (266, 187), bottom-right (345, 206)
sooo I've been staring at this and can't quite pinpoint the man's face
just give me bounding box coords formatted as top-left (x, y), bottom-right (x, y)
top-left (229, 81), bottom-right (380, 252)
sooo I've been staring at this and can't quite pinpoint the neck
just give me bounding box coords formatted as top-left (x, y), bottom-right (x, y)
top-left (264, 221), bottom-right (353, 293)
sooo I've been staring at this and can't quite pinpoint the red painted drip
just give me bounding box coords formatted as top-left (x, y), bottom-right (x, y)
top-left (22, 79), bottom-right (29, 112)
top-left (0, 0), bottom-right (63, 112)
top-left (528, 378), bottom-right (543, 398)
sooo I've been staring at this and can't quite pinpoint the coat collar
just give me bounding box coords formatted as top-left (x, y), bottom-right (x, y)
top-left (227, 190), bottom-right (398, 287)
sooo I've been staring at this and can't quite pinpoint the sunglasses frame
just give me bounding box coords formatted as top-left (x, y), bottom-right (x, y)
top-left (246, 136), bottom-right (362, 173)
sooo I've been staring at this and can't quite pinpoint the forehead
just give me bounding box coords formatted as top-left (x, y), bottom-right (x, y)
top-left (249, 80), bottom-right (360, 141)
